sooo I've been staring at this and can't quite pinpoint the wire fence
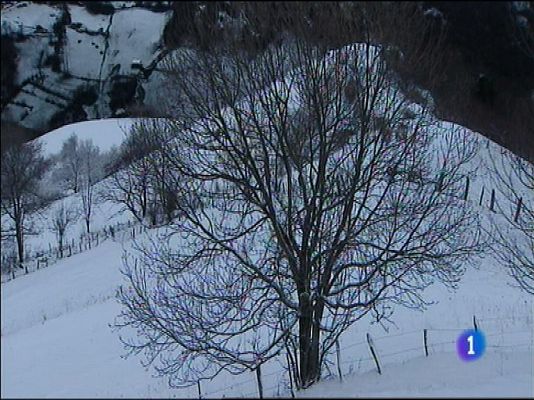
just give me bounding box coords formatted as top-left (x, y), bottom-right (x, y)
top-left (0, 219), bottom-right (147, 283)
top-left (196, 313), bottom-right (532, 399)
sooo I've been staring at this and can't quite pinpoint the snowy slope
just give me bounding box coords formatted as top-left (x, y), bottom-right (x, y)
top-left (1, 218), bottom-right (532, 398)
top-left (2, 117), bottom-right (533, 397)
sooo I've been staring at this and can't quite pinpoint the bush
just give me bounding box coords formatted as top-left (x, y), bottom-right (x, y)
top-left (108, 75), bottom-right (137, 113)
top-left (85, 1), bottom-right (115, 15)
top-left (140, 1), bottom-right (172, 13)
top-left (72, 84), bottom-right (98, 107)
top-left (44, 53), bottom-right (61, 72)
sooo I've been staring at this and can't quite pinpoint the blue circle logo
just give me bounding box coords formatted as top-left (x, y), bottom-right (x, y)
top-left (456, 329), bottom-right (485, 361)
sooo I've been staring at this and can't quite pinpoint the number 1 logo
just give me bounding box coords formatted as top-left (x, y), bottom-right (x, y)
top-left (457, 330), bottom-right (485, 361)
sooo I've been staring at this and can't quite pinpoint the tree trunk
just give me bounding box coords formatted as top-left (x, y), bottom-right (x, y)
top-left (15, 215), bottom-right (24, 267)
top-left (16, 229), bottom-right (24, 266)
top-left (298, 290), bottom-right (322, 388)
top-left (59, 234), bottom-right (64, 258)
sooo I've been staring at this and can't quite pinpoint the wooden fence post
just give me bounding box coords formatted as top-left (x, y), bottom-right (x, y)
top-left (479, 187), bottom-right (485, 206)
top-left (463, 177), bottom-right (470, 201)
top-left (336, 339), bottom-right (343, 381)
top-left (256, 364), bottom-right (264, 399)
top-left (424, 329), bottom-right (429, 357)
top-left (366, 333), bottom-right (381, 375)
top-left (490, 189), bottom-right (496, 212)
top-left (514, 197), bottom-right (522, 222)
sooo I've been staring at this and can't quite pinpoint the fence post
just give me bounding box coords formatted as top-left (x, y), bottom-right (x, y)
top-left (366, 333), bottom-right (381, 375)
top-left (423, 329), bottom-right (429, 357)
top-left (479, 187), bottom-right (485, 206)
top-left (336, 339), bottom-right (343, 381)
top-left (514, 197), bottom-right (522, 223)
top-left (256, 364), bottom-right (264, 399)
top-left (463, 177), bottom-right (470, 201)
top-left (197, 380), bottom-right (202, 399)
top-left (473, 315), bottom-right (478, 331)
top-left (36, 259), bottom-right (39, 270)
top-left (490, 189), bottom-right (496, 212)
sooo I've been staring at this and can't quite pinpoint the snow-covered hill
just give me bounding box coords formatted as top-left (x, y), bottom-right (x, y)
top-left (1, 114), bottom-right (533, 397)
top-left (1, 202), bottom-right (532, 397)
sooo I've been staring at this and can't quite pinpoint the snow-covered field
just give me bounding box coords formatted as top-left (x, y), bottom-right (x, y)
top-left (1, 117), bottom-right (533, 397)
top-left (1, 220), bottom-right (532, 398)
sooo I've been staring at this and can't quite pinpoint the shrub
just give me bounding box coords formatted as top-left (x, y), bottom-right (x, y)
top-left (108, 75), bottom-right (137, 113)
top-left (85, 2), bottom-right (115, 15)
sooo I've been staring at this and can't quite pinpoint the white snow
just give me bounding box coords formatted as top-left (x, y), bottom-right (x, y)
top-left (1, 222), bottom-right (532, 398)
top-left (1, 2), bottom-right (61, 35)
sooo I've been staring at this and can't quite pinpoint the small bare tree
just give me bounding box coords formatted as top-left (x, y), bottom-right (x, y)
top-left (49, 199), bottom-right (77, 258)
top-left (115, 5), bottom-right (483, 391)
top-left (104, 120), bottom-right (177, 226)
top-left (1, 141), bottom-right (49, 268)
top-left (78, 139), bottom-right (102, 234)
top-left (489, 149), bottom-right (534, 294)
top-left (55, 134), bottom-right (82, 194)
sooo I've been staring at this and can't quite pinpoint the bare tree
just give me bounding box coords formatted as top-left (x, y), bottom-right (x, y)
top-left (489, 149), bottom-right (534, 294)
top-left (78, 139), bottom-right (102, 234)
top-left (1, 141), bottom-right (49, 268)
top-left (115, 8), bottom-right (483, 391)
top-left (104, 120), bottom-right (178, 226)
top-left (49, 199), bottom-right (77, 258)
top-left (104, 123), bottom-right (153, 224)
top-left (55, 134), bottom-right (82, 194)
